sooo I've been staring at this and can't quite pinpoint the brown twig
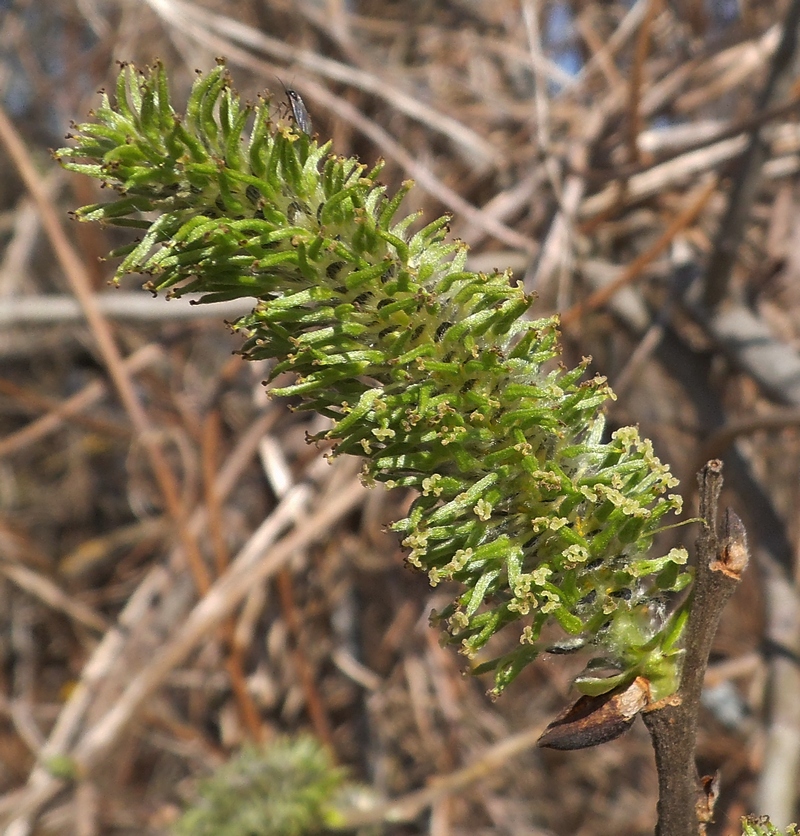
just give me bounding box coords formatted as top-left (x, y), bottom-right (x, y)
top-left (201, 412), bottom-right (264, 742)
top-left (276, 568), bottom-right (337, 752)
top-left (575, 11), bottom-right (626, 93)
top-left (688, 300), bottom-right (800, 406)
top-left (627, 0), bottom-right (658, 166)
top-left (0, 104), bottom-right (212, 595)
top-left (642, 461), bottom-right (749, 836)
top-left (0, 532), bottom-right (108, 634)
top-left (703, 0), bottom-right (800, 308)
top-left (342, 722), bottom-right (548, 827)
top-left (584, 93), bottom-right (800, 186)
top-left (562, 175), bottom-right (716, 327)
top-left (693, 408), bottom-right (800, 481)
top-left (0, 345), bottom-right (160, 460)
top-left (258, 430), bottom-right (338, 751)
top-left (0, 377), bottom-right (130, 441)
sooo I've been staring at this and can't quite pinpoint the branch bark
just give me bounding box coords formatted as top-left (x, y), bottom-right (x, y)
top-left (642, 461), bottom-right (749, 836)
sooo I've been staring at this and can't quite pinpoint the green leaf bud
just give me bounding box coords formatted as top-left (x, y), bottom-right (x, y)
top-left (57, 61), bottom-right (693, 698)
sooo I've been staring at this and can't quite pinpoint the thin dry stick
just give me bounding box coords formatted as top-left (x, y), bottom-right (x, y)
top-left (0, 561), bottom-right (107, 634)
top-left (588, 94), bottom-right (800, 185)
top-left (611, 240), bottom-right (693, 395)
top-left (611, 318), bottom-right (668, 397)
top-left (703, 0), bottom-right (800, 308)
top-left (578, 179), bottom-right (632, 236)
top-left (694, 409), bottom-right (800, 477)
top-left (675, 24), bottom-right (781, 114)
top-left (528, 94), bottom-right (612, 302)
top-left (579, 137), bottom-right (740, 218)
top-left (0, 377), bottom-right (130, 440)
top-left (203, 413), bottom-right (231, 583)
top-left (259, 432), bottom-right (338, 751)
top-left (0, 104), bottom-right (211, 595)
top-left (342, 723), bottom-right (548, 827)
top-left (574, 12), bottom-right (626, 92)
top-left (642, 461), bottom-right (749, 836)
top-left (201, 413), bottom-right (264, 742)
top-left (522, 0), bottom-right (575, 305)
top-left (0, 344), bottom-right (160, 459)
top-left (565, 0), bottom-right (651, 94)
top-left (276, 568), bottom-right (337, 752)
top-left (522, 0), bottom-right (552, 157)
top-left (561, 176), bottom-right (717, 327)
top-left (453, 171), bottom-right (541, 248)
top-left (0, 293), bottom-right (253, 325)
top-left (59, 517), bottom-right (171, 578)
top-left (627, 0), bottom-right (658, 165)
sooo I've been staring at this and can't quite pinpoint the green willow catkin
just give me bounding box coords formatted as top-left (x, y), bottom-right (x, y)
top-left (57, 61), bottom-right (691, 697)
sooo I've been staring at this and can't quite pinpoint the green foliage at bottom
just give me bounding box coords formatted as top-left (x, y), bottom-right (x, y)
top-left (173, 737), bottom-right (346, 836)
top-left (742, 816), bottom-right (800, 836)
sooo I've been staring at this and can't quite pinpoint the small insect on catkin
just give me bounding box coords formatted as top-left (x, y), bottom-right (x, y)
top-left (284, 88), bottom-right (312, 136)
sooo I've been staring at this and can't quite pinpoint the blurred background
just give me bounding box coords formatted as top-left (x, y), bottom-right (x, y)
top-left (1, 1), bottom-right (799, 833)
